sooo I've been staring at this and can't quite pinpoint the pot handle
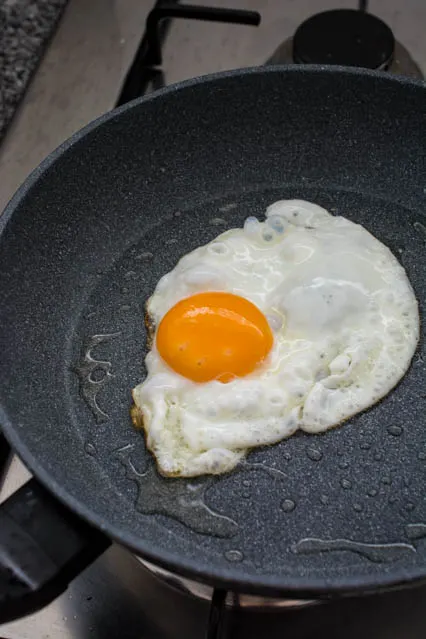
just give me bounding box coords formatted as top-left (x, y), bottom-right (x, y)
top-left (0, 478), bottom-right (110, 624)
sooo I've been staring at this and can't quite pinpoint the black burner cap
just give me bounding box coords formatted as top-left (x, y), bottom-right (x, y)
top-left (293, 9), bottom-right (395, 69)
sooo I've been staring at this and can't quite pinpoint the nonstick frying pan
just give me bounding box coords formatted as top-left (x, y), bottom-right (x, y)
top-left (0, 66), bottom-right (425, 627)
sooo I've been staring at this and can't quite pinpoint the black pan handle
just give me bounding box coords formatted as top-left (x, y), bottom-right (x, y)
top-left (0, 478), bottom-right (110, 624)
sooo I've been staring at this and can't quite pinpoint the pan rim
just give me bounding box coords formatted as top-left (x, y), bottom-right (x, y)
top-left (1, 63), bottom-right (424, 236)
top-left (1, 64), bottom-right (426, 597)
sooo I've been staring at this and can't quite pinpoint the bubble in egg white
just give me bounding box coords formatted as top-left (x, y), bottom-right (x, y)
top-left (266, 215), bottom-right (286, 233)
top-left (329, 354), bottom-right (351, 375)
top-left (243, 216), bottom-right (261, 237)
top-left (208, 242), bottom-right (228, 255)
top-left (133, 199), bottom-right (419, 477)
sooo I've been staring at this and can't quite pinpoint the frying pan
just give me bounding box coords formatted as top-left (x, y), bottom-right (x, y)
top-left (0, 66), bottom-right (425, 628)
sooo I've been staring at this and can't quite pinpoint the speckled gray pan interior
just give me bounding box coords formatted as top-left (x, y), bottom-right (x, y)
top-left (0, 66), bottom-right (425, 598)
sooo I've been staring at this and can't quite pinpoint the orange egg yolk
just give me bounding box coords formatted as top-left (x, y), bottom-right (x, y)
top-left (156, 292), bottom-right (273, 383)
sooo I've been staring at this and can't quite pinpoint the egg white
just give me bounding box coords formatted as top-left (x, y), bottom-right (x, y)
top-left (132, 200), bottom-right (419, 477)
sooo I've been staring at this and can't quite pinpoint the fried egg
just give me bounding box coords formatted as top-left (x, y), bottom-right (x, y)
top-left (132, 200), bottom-right (419, 477)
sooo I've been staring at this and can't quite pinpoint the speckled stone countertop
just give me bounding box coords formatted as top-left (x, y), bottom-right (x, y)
top-left (0, 0), bottom-right (68, 143)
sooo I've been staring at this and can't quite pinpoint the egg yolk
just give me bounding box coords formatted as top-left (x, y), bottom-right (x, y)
top-left (156, 292), bottom-right (273, 383)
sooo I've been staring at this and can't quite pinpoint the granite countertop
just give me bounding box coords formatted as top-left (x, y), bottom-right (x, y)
top-left (0, 0), bottom-right (68, 143)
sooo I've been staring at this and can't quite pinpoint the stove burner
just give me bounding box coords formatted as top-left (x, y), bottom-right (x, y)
top-left (292, 9), bottom-right (394, 70)
top-left (267, 19), bottom-right (423, 79)
top-left (138, 557), bottom-right (316, 609)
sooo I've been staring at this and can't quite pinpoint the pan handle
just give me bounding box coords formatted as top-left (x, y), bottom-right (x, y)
top-left (0, 478), bottom-right (110, 624)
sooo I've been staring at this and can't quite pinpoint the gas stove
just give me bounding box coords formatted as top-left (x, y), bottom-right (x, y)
top-left (1, 2), bottom-right (426, 638)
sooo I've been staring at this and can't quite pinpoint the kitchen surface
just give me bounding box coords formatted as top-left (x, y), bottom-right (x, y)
top-left (1, 0), bottom-right (426, 637)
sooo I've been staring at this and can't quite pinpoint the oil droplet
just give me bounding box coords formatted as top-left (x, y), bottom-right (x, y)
top-left (418, 451), bottom-right (426, 460)
top-left (388, 425), bottom-right (403, 437)
top-left (84, 442), bottom-right (97, 456)
top-left (360, 441), bottom-right (372, 450)
top-left (320, 495), bottom-right (329, 505)
top-left (88, 367), bottom-right (106, 383)
top-left (74, 332), bottom-right (119, 423)
top-left (219, 203), bottom-right (237, 212)
top-left (121, 286), bottom-right (129, 294)
top-left (415, 353), bottom-right (425, 365)
top-left (413, 220), bottom-right (426, 239)
top-left (306, 447), bottom-right (323, 461)
top-left (242, 479), bottom-right (251, 487)
top-left (353, 503), bottom-right (363, 512)
top-left (406, 523), bottom-right (426, 540)
top-left (294, 537), bottom-right (415, 562)
top-left (382, 476), bottom-right (392, 485)
top-left (281, 499), bottom-right (296, 512)
top-left (367, 488), bottom-right (378, 497)
top-left (225, 550), bottom-right (244, 562)
top-left (405, 502), bottom-right (415, 512)
top-left (166, 238), bottom-right (178, 245)
top-left (210, 217), bottom-right (227, 225)
top-left (339, 460), bottom-right (349, 469)
top-left (124, 270), bottom-right (137, 280)
top-left (136, 251), bottom-right (154, 261)
top-left (120, 304), bottom-right (131, 312)
top-left (340, 479), bottom-right (352, 489)
top-left (174, 211), bottom-right (181, 217)
top-left (85, 311), bottom-right (96, 320)
top-left (388, 496), bottom-right (397, 504)
top-left (239, 461), bottom-right (286, 480)
top-left (374, 452), bottom-right (383, 461)
top-left (283, 452), bottom-right (292, 461)
top-left (242, 491), bottom-right (250, 499)
top-left (117, 447), bottom-right (238, 538)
